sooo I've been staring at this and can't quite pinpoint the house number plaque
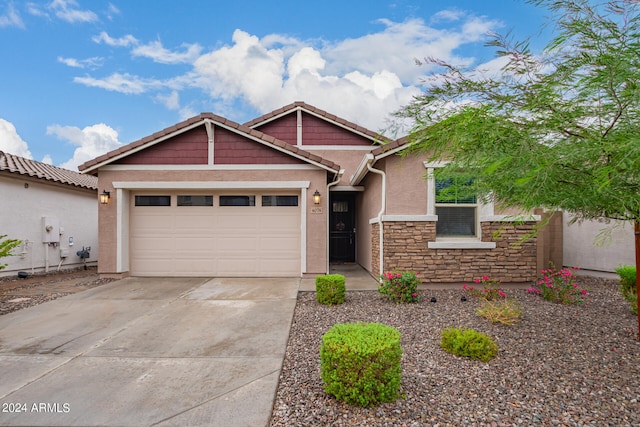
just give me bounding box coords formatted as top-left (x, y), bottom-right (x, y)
top-left (311, 207), bottom-right (323, 214)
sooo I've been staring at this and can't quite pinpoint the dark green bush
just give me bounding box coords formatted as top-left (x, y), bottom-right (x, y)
top-left (440, 327), bottom-right (498, 362)
top-left (316, 274), bottom-right (346, 305)
top-left (320, 322), bottom-right (402, 407)
top-left (615, 265), bottom-right (638, 314)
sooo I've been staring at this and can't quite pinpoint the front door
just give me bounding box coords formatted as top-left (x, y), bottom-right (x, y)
top-left (329, 193), bottom-right (356, 262)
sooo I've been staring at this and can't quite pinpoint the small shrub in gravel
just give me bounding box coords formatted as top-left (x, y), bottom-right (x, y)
top-left (315, 274), bottom-right (346, 305)
top-left (463, 275), bottom-right (506, 300)
top-left (527, 265), bottom-right (587, 304)
top-left (378, 270), bottom-right (420, 303)
top-left (440, 327), bottom-right (498, 362)
top-left (320, 322), bottom-right (402, 407)
top-left (476, 298), bottom-right (522, 325)
top-left (615, 265), bottom-right (638, 314)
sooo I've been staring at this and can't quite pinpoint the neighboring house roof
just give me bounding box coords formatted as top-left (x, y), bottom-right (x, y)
top-left (244, 101), bottom-right (393, 144)
top-left (78, 112), bottom-right (341, 174)
top-left (0, 150), bottom-right (97, 190)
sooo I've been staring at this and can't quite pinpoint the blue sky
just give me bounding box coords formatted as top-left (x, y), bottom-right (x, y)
top-left (0, 0), bottom-right (552, 171)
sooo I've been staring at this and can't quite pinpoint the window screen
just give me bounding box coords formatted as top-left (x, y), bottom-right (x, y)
top-left (135, 195), bottom-right (171, 206)
top-left (435, 206), bottom-right (476, 236)
top-left (177, 195), bottom-right (213, 206)
top-left (262, 195), bottom-right (298, 206)
top-left (219, 195), bottom-right (256, 206)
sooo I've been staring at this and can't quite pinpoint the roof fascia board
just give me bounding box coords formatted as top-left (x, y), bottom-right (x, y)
top-left (374, 141), bottom-right (413, 161)
top-left (246, 106), bottom-right (301, 129)
top-left (350, 153), bottom-right (375, 186)
top-left (112, 181), bottom-right (311, 190)
top-left (100, 164), bottom-right (318, 171)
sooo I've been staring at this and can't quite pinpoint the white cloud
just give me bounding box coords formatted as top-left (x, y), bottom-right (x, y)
top-left (74, 13), bottom-right (503, 134)
top-left (431, 9), bottom-right (465, 23)
top-left (46, 123), bottom-right (122, 171)
top-left (132, 40), bottom-right (202, 64)
top-left (0, 119), bottom-right (32, 158)
top-left (155, 90), bottom-right (180, 110)
top-left (92, 31), bottom-right (138, 47)
top-left (0, 3), bottom-right (24, 28)
top-left (193, 29), bottom-right (285, 103)
top-left (58, 56), bottom-right (103, 69)
top-left (73, 72), bottom-right (159, 94)
top-left (41, 154), bottom-right (53, 164)
top-left (106, 3), bottom-right (120, 20)
top-left (49, 0), bottom-right (98, 23)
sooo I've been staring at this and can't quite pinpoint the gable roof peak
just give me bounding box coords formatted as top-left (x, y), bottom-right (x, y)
top-left (243, 102), bottom-right (392, 144)
top-left (78, 111), bottom-right (341, 174)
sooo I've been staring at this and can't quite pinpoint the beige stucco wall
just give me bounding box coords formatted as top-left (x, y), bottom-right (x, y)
top-left (0, 174), bottom-right (98, 276)
top-left (563, 214), bottom-right (634, 272)
top-left (384, 154), bottom-right (428, 215)
top-left (307, 148), bottom-right (371, 186)
top-left (355, 170), bottom-right (381, 274)
top-left (96, 167), bottom-right (329, 277)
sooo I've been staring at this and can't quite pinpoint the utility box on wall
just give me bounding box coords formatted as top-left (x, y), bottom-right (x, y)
top-left (42, 216), bottom-right (60, 243)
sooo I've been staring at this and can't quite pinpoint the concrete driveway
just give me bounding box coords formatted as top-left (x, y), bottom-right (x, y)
top-left (0, 276), bottom-right (299, 427)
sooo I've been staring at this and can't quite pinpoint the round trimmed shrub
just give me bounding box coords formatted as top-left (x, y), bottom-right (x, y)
top-left (440, 327), bottom-right (498, 362)
top-left (320, 322), bottom-right (402, 407)
top-left (315, 274), bottom-right (346, 305)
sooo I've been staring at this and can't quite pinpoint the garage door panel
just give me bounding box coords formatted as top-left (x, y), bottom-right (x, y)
top-left (132, 236), bottom-right (175, 251)
top-left (174, 214), bottom-right (218, 231)
top-left (173, 237), bottom-right (217, 251)
top-left (130, 192), bottom-right (301, 277)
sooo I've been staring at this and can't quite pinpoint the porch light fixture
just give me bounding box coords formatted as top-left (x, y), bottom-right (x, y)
top-left (313, 190), bottom-right (321, 204)
top-left (99, 190), bottom-right (111, 204)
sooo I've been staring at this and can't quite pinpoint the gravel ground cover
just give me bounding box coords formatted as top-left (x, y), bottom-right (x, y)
top-left (270, 276), bottom-right (640, 426)
top-left (0, 268), bottom-right (114, 315)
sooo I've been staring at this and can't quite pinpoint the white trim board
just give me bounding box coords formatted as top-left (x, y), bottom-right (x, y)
top-left (112, 181), bottom-right (311, 190)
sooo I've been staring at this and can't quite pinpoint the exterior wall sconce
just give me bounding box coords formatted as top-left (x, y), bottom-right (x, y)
top-left (313, 190), bottom-right (321, 205)
top-left (99, 190), bottom-right (111, 204)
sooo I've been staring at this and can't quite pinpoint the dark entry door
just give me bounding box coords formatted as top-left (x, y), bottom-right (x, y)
top-left (329, 193), bottom-right (355, 262)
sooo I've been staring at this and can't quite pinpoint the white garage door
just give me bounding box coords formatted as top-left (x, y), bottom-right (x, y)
top-left (130, 192), bottom-right (301, 277)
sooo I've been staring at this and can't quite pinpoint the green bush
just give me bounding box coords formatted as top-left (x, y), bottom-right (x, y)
top-left (0, 234), bottom-right (21, 271)
top-left (615, 265), bottom-right (638, 315)
top-left (379, 270), bottom-right (420, 303)
top-left (440, 327), bottom-right (498, 362)
top-left (320, 322), bottom-right (402, 407)
top-left (315, 274), bottom-right (346, 305)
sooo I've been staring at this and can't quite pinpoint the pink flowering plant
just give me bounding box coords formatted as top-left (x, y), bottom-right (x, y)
top-left (462, 275), bottom-right (507, 301)
top-left (527, 265), bottom-right (586, 305)
top-left (379, 270), bottom-right (420, 303)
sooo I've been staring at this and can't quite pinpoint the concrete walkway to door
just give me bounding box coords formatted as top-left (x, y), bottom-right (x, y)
top-left (0, 276), bottom-right (298, 427)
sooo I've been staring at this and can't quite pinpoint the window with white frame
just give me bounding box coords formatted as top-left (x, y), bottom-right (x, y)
top-left (435, 177), bottom-right (477, 237)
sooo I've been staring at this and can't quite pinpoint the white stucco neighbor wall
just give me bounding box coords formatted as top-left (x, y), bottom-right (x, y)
top-left (563, 214), bottom-right (634, 272)
top-left (0, 175), bottom-right (98, 277)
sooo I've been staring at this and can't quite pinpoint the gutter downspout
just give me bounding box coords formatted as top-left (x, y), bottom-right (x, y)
top-left (366, 158), bottom-right (386, 282)
top-left (326, 169), bottom-right (345, 274)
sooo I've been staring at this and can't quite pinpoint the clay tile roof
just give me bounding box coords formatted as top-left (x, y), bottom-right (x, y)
top-left (371, 135), bottom-right (412, 157)
top-left (243, 101), bottom-right (392, 144)
top-left (0, 151), bottom-right (97, 190)
top-left (78, 112), bottom-right (341, 173)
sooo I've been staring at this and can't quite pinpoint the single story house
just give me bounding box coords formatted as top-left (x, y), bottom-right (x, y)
top-left (79, 102), bottom-right (560, 283)
top-left (0, 151), bottom-right (98, 276)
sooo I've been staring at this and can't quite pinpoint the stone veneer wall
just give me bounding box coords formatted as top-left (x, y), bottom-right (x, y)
top-left (371, 221), bottom-right (537, 283)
